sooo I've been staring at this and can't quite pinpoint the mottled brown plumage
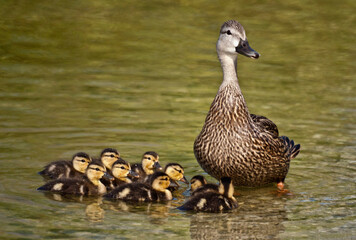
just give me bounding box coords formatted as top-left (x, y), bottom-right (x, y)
top-left (194, 20), bottom-right (300, 187)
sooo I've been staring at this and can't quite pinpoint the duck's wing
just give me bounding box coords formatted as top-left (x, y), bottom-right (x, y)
top-left (250, 114), bottom-right (279, 138)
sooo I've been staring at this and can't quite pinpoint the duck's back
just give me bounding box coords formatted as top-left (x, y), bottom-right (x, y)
top-left (191, 183), bottom-right (219, 197)
top-left (37, 177), bottom-right (99, 196)
top-left (104, 183), bottom-right (167, 202)
top-left (178, 192), bottom-right (238, 212)
top-left (38, 160), bottom-right (83, 180)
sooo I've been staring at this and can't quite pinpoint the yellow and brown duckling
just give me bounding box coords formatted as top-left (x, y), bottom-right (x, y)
top-left (190, 175), bottom-right (219, 197)
top-left (37, 161), bottom-right (113, 196)
top-left (131, 151), bottom-right (162, 182)
top-left (178, 177), bottom-right (238, 212)
top-left (38, 152), bottom-right (92, 180)
top-left (164, 163), bottom-right (188, 192)
top-left (99, 148), bottom-right (120, 171)
top-left (104, 172), bottom-right (172, 202)
top-left (108, 158), bottom-right (139, 189)
top-left (98, 148), bottom-right (120, 187)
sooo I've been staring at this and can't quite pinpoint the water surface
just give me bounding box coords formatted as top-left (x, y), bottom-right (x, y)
top-left (0, 0), bottom-right (355, 239)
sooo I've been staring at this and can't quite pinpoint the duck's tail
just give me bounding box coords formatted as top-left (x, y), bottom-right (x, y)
top-left (281, 136), bottom-right (300, 159)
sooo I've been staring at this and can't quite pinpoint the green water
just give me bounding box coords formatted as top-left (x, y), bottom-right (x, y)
top-left (0, 0), bottom-right (355, 239)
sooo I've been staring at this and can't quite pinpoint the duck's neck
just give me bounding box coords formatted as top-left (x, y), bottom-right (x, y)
top-left (218, 53), bottom-right (239, 91)
top-left (214, 52), bottom-right (252, 125)
top-left (90, 178), bottom-right (107, 194)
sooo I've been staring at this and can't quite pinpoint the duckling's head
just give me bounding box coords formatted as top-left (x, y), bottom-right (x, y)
top-left (218, 177), bottom-right (234, 198)
top-left (217, 20), bottom-right (259, 59)
top-left (100, 148), bottom-right (120, 170)
top-left (190, 175), bottom-right (208, 192)
top-left (149, 172), bottom-right (171, 192)
top-left (164, 163), bottom-right (188, 184)
top-left (141, 151), bottom-right (162, 175)
top-left (72, 152), bottom-right (92, 173)
top-left (86, 161), bottom-right (108, 184)
top-left (111, 158), bottom-right (138, 182)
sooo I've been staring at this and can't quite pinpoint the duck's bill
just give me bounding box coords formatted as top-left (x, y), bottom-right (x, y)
top-left (128, 170), bottom-right (139, 179)
top-left (235, 40), bottom-right (259, 59)
top-left (180, 176), bottom-right (189, 184)
top-left (169, 181), bottom-right (179, 188)
top-left (102, 172), bottom-right (114, 181)
top-left (153, 161), bottom-right (163, 171)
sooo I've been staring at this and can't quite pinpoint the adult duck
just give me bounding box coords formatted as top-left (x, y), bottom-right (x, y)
top-left (194, 20), bottom-right (300, 191)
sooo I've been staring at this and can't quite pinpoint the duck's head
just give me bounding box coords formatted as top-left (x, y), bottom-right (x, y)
top-left (217, 20), bottom-right (259, 59)
top-left (164, 163), bottom-right (188, 184)
top-left (111, 158), bottom-right (139, 182)
top-left (100, 148), bottom-right (120, 170)
top-left (189, 175), bottom-right (207, 192)
top-left (149, 172), bottom-right (171, 192)
top-left (72, 152), bottom-right (92, 173)
top-left (86, 161), bottom-right (113, 185)
top-left (141, 151), bottom-right (162, 175)
top-left (218, 177), bottom-right (234, 198)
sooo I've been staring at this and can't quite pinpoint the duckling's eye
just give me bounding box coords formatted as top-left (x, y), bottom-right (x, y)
top-left (110, 154), bottom-right (115, 158)
top-left (147, 157), bottom-right (151, 160)
top-left (95, 168), bottom-right (100, 171)
top-left (226, 30), bottom-right (232, 35)
top-left (121, 166), bottom-right (125, 169)
top-left (81, 160), bottom-right (86, 162)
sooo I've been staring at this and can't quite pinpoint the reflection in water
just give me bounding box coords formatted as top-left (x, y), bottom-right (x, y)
top-left (189, 193), bottom-right (288, 240)
top-left (85, 202), bottom-right (105, 222)
top-left (41, 192), bottom-right (105, 222)
top-left (106, 199), bottom-right (173, 225)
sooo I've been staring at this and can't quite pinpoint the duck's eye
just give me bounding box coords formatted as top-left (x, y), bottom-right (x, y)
top-left (81, 160), bottom-right (86, 163)
top-left (110, 154), bottom-right (115, 158)
top-left (95, 168), bottom-right (100, 171)
top-left (226, 30), bottom-right (232, 35)
top-left (121, 166), bottom-right (126, 169)
top-left (147, 157), bottom-right (151, 160)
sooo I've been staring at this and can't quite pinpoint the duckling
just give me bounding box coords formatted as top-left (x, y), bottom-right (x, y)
top-left (164, 163), bottom-right (188, 192)
top-left (99, 148), bottom-right (120, 171)
top-left (98, 148), bottom-right (120, 187)
top-left (131, 151), bottom-right (162, 181)
top-left (37, 161), bottom-right (113, 196)
top-left (178, 177), bottom-right (238, 212)
top-left (194, 20), bottom-right (300, 190)
top-left (104, 172), bottom-right (172, 202)
top-left (38, 152), bottom-right (92, 180)
top-left (109, 158), bottom-right (139, 189)
top-left (190, 175), bottom-right (219, 197)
